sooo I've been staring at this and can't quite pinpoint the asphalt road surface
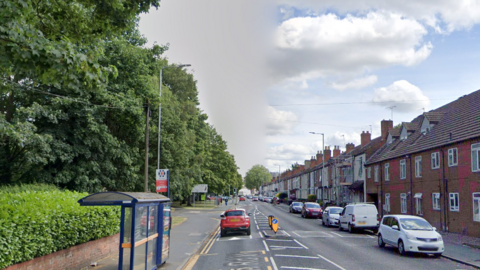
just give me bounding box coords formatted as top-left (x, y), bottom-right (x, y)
top-left (189, 200), bottom-right (475, 270)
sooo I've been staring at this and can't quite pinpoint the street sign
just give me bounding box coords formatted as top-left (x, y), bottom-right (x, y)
top-left (272, 217), bottom-right (279, 233)
top-left (156, 169), bottom-right (169, 193)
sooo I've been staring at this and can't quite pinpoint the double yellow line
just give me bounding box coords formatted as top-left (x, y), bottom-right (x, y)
top-left (200, 227), bottom-right (220, 255)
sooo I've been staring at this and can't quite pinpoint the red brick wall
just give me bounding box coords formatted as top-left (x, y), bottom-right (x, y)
top-left (4, 234), bottom-right (120, 270)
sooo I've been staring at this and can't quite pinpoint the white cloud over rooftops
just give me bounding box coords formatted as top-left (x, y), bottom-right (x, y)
top-left (327, 75), bottom-right (378, 91)
top-left (266, 106), bottom-right (299, 135)
top-left (271, 11), bottom-right (432, 83)
top-left (373, 80), bottom-right (430, 113)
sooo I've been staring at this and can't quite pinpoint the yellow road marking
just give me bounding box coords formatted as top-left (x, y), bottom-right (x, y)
top-left (265, 257), bottom-right (269, 262)
top-left (262, 250), bottom-right (266, 254)
top-left (183, 255), bottom-right (200, 270)
top-left (267, 266), bottom-right (272, 270)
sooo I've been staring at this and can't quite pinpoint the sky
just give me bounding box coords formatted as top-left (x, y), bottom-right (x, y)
top-left (139, 0), bottom-right (480, 176)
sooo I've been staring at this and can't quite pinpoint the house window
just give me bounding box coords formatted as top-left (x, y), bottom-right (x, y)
top-left (358, 157), bottom-right (363, 178)
top-left (472, 143), bottom-right (480, 172)
top-left (367, 167), bottom-right (371, 179)
top-left (385, 163), bottom-right (390, 181)
top-left (431, 152), bottom-right (440, 169)
top-left (385, 193), bottom-right (390, 212)
top-left (400, 159), bottom-right (406, 180)
top-left (473, 193), bottom-right (480, 222)
top-left (448, 148), bottom-right (458, 167)
top-left (415, 156), bottom-right (422, 177)
top-left (432, 193), bottom-right (440, 210)
top-left (449, 193), bottom-right (459, 212)
top-left (374, 166), bottom-right (379, 183)
top-left (415, 193), bottom-right (423, 215)
top-left (401, 193), bottom-right (407, 214)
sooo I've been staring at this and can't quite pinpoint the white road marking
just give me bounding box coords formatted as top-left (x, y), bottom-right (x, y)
top-left (263, 240), bottom-right (270, 252)
top-left (330, 232), bottom-right (343, 237)
top-left (270, 257), bottom-right (279, 270)
top-left (270, 246), bottom-right (304, 249)
top-left (367, 234), bottom-right (375, 238)
top-left (317, 254), bottom-right (346, 270)
top-left (256, 225), bottom-right (260, 230)
top-left (266, 239), bottom-right (293, 242)
top-left (275, 255), bottom-right (319, 259)
top-left (259, 232), bottom-right (263, 238)
top-left (294, 239), bottom-right (309, 249)
top-left (281, 267), bottom-right (326, 270)
top-left (292, 231), bottom-right (301, 237)
top-left (282, 231), bottom-right (291, 237)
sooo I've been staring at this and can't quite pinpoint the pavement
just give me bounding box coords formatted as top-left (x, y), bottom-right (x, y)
top-left (91, 200), bottom-right (234, 270)
top-left (89, 201), bottom-right (480, 270)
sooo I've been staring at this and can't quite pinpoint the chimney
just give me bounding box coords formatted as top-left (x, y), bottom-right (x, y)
top-left (316, 151), bottom-right (323, 165)
top-left (381, 119), bottom-right (393, 140)
top-left (361, 131), bottom-right (371, 147)
top-left (305, 160), bottom-right (311, 169)
top-left (333, 146), bottom-right (340, 158)
top-left (324, 146), bottom-right (331, 162)
top-left (346, 143), bottom-right (355, 153)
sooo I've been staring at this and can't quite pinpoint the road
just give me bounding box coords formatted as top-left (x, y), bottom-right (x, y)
top-left (189, 200), bottom-right (475, 270)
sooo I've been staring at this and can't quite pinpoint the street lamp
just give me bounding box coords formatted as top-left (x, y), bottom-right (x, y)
top-left (310, 132), bottom-right (324, 203)
top-left (155, 64), bottom-right (191, 195)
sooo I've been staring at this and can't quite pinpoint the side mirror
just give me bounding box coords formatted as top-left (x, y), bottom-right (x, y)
top-left (392, 225), bottom-right (399, 230)
top-left (220, 214), bottom-right (225, 218)
top-left (433, 227), bottom-right (437, 231)
top-left (248, 213), bottom-right (252, 216)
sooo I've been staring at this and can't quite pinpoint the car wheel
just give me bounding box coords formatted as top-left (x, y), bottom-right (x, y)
top-left (221, 229), bottom-right (226, 237)
top-left (326, 219), bottom-right (330, 227)
top-left (321, 219), bottom-right (324, 226)
top-left (246, 226), bottom-right (251, 236)
top-left (398, 240), bottom-right (406, 256)
top-left (378, 234), bottom-right (385, 247)
top-left (348, 223), bottom-right (355, 233)
top-left (339, 223), bottom-right (343, 231)
top-left (433, 253), bottom-right (442, 258)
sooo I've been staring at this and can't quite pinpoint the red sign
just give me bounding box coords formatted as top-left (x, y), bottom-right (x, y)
top-left (156, 169), bottom-right (169, 193)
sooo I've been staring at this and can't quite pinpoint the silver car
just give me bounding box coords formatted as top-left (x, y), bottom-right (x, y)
top-left (322, 206), bottom-right (343, 227)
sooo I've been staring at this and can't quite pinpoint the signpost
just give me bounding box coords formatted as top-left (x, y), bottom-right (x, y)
top-left (156, 169), bottom-right (169, 196)
top-left (272, 217), bottom-right (279, 234)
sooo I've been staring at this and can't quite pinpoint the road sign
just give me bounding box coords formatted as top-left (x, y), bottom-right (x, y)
top-left (156, 169), bottom-right (169, 193)
top-left (272, 217), bottom-right (279, 233)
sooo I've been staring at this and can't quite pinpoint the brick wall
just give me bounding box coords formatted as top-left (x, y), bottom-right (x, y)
top-left (5, 234), bottom-right (120, 270)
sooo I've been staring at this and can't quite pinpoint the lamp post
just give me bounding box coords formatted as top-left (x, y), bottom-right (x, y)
top-left (310, 132), bottom-right (324, 203)
top-left (156, 64), bottom-right (191, 195)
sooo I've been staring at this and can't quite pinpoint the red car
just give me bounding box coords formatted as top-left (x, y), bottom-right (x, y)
top-left (220, 209), bottom-right (251, 237)
top-left (301, 202), bottom-right (322, 219)
top-left (239, 196), bottom-right (245, 201)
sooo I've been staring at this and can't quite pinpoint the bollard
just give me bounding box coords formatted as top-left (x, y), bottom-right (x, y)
top-left (268, 215), bottom-right (274, 229)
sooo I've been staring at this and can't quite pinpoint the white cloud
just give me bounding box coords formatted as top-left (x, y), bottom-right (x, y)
top-left (266, 143), bottom-right (313, 165)
top-left (272, 11), bottom-right (432, 82)
top-left (276, 0), bottom-right (480, 33)
top-left (267, 106), bottom-right (299, 135)
top-left (373, 80), bottom-right (430, 113)
top-left (328, 75), bottom-right (378, 91)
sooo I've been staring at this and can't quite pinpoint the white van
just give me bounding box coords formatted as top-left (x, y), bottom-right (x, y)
top-left (339, 203), bottom-right (379, 233)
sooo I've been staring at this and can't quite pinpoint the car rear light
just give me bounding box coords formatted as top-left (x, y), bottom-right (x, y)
top-left (352, 214), bottom-right (355, 222)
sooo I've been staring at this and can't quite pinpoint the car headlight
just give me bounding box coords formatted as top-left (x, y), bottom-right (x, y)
top-left (437, 234), bottom-right (443, 241)
top-left (405, 232), bottom-right (416, 240)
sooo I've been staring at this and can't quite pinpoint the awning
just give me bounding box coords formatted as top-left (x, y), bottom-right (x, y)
top-left (414, 193), bottom-right (423, 199)
top-left (349, 180), bottom-right (364, 190)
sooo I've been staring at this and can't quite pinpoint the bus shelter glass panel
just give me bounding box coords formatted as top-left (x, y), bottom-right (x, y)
top-left (132, 205), bottom-right (160, 270)
top-left (146, 206), bottom-right (158, 269)
top-left (122, 207), bottom-right (132, 270)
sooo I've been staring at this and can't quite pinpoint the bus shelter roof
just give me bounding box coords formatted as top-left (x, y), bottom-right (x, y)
top-left (78, 191), bottom-right (170, 206)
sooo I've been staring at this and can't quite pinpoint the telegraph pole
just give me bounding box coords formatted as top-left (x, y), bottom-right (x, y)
top-left (144, 99), bottom-right (150, 192)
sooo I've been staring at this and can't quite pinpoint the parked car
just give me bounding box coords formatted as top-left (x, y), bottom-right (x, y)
top-left (239, 196), bottom-right (245, 201)
top-left (252, 196), bottom-right (258, 201)
top-left (339, 203), bottom-right (379, 233)
top-left (258, 196), bottom-right (264, 202)
top-left (301, 202), bottom-right (322, 218)
top-left (289, 202), bottom-right (303, 213)
top-left (322, 206), bottom-right (343, 227)
top-left (220, 209), bottom-right (251, 237)
top-left (265, 197), bottom-right (273, 203)
top-left (378, 215), bottom-right (444, 257)
top-left (246, 195), bottom-right (253, 199)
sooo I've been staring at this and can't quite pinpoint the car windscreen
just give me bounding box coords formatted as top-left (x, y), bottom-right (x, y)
top-left (355, 206), bottom-right (377, 215)
top-left (292, 202), bottom-right (302, 206)
top-left (329, 208), bottom-right (342, 214)
top-left (306, 203), bottom-right (320, 208)
top-left (400, 218), bottom-right (433, 231)
top-left (226, 211), bottom-right (244, 217)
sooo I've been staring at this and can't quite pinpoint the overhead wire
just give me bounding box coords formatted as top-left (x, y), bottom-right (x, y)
top-left (269, 99), bottom-right (452, 107)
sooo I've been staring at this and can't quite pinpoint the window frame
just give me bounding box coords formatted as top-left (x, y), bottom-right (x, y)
top-left (473, 193), bottom-right (480, 222)
top-left (374, 165), bottom-right (379, 183)
top-left (415, 156), bottom-right (422, 178)
top-left (449, 192), bottom-right (459, 212)
top-left (415, 195), bottom-right (423, 215)
top-left (431, 152), bottom-right (440, 169)
top-left (385, 193), bottom-right (390, 212)
top-left (432, 193), bottom-right (440, 210)
top-left (472, 143), bottom-right (480, 172)
top-left (385, 163), bottom-right (390, 181)
top-left (367, 167), bottom-right (371, 179)
top-left (400, 159), bottom-right (406, 180)
top-left (448, 148), bottom-right (458, 167)
top-left (400, 193), bottom-right (407, 214)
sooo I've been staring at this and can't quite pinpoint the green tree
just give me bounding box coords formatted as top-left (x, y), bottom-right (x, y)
top-left (245, 165), bottom-right (271, 191)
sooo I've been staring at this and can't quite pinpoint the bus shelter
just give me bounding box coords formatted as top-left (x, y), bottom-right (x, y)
top-left (78, 192), bottom-right (171, 270)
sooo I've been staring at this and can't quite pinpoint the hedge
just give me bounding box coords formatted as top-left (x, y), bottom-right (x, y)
top-left (0, 184), bottom-right (120, 269)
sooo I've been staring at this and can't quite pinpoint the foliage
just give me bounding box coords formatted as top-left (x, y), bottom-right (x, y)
top-left (0, 0), bottom-right (241, 200)
top-left (307, 194), bottom-right (317, 202)
top-left (0, 184), bottom-right (120, 268)
top-left (245, 165), bottom-right (271, 190)
top-left (278, 192), bottom-right (288, 200)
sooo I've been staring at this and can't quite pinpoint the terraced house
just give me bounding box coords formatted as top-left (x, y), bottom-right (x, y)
top-left (365, 90), bottom-right (480, 237)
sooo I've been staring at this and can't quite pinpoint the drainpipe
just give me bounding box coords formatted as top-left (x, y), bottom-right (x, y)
top-left (409, 155), bottom-right (413, 215)
top-left (440, 149), bottom-right (449, 232)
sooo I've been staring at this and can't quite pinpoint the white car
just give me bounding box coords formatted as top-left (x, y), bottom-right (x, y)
top-left (378, 215), bottom-right (444, 257)
top-left (339, 203), bottom-right (379, 233)
top-left (322, 206), bottom-right (343, 227)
